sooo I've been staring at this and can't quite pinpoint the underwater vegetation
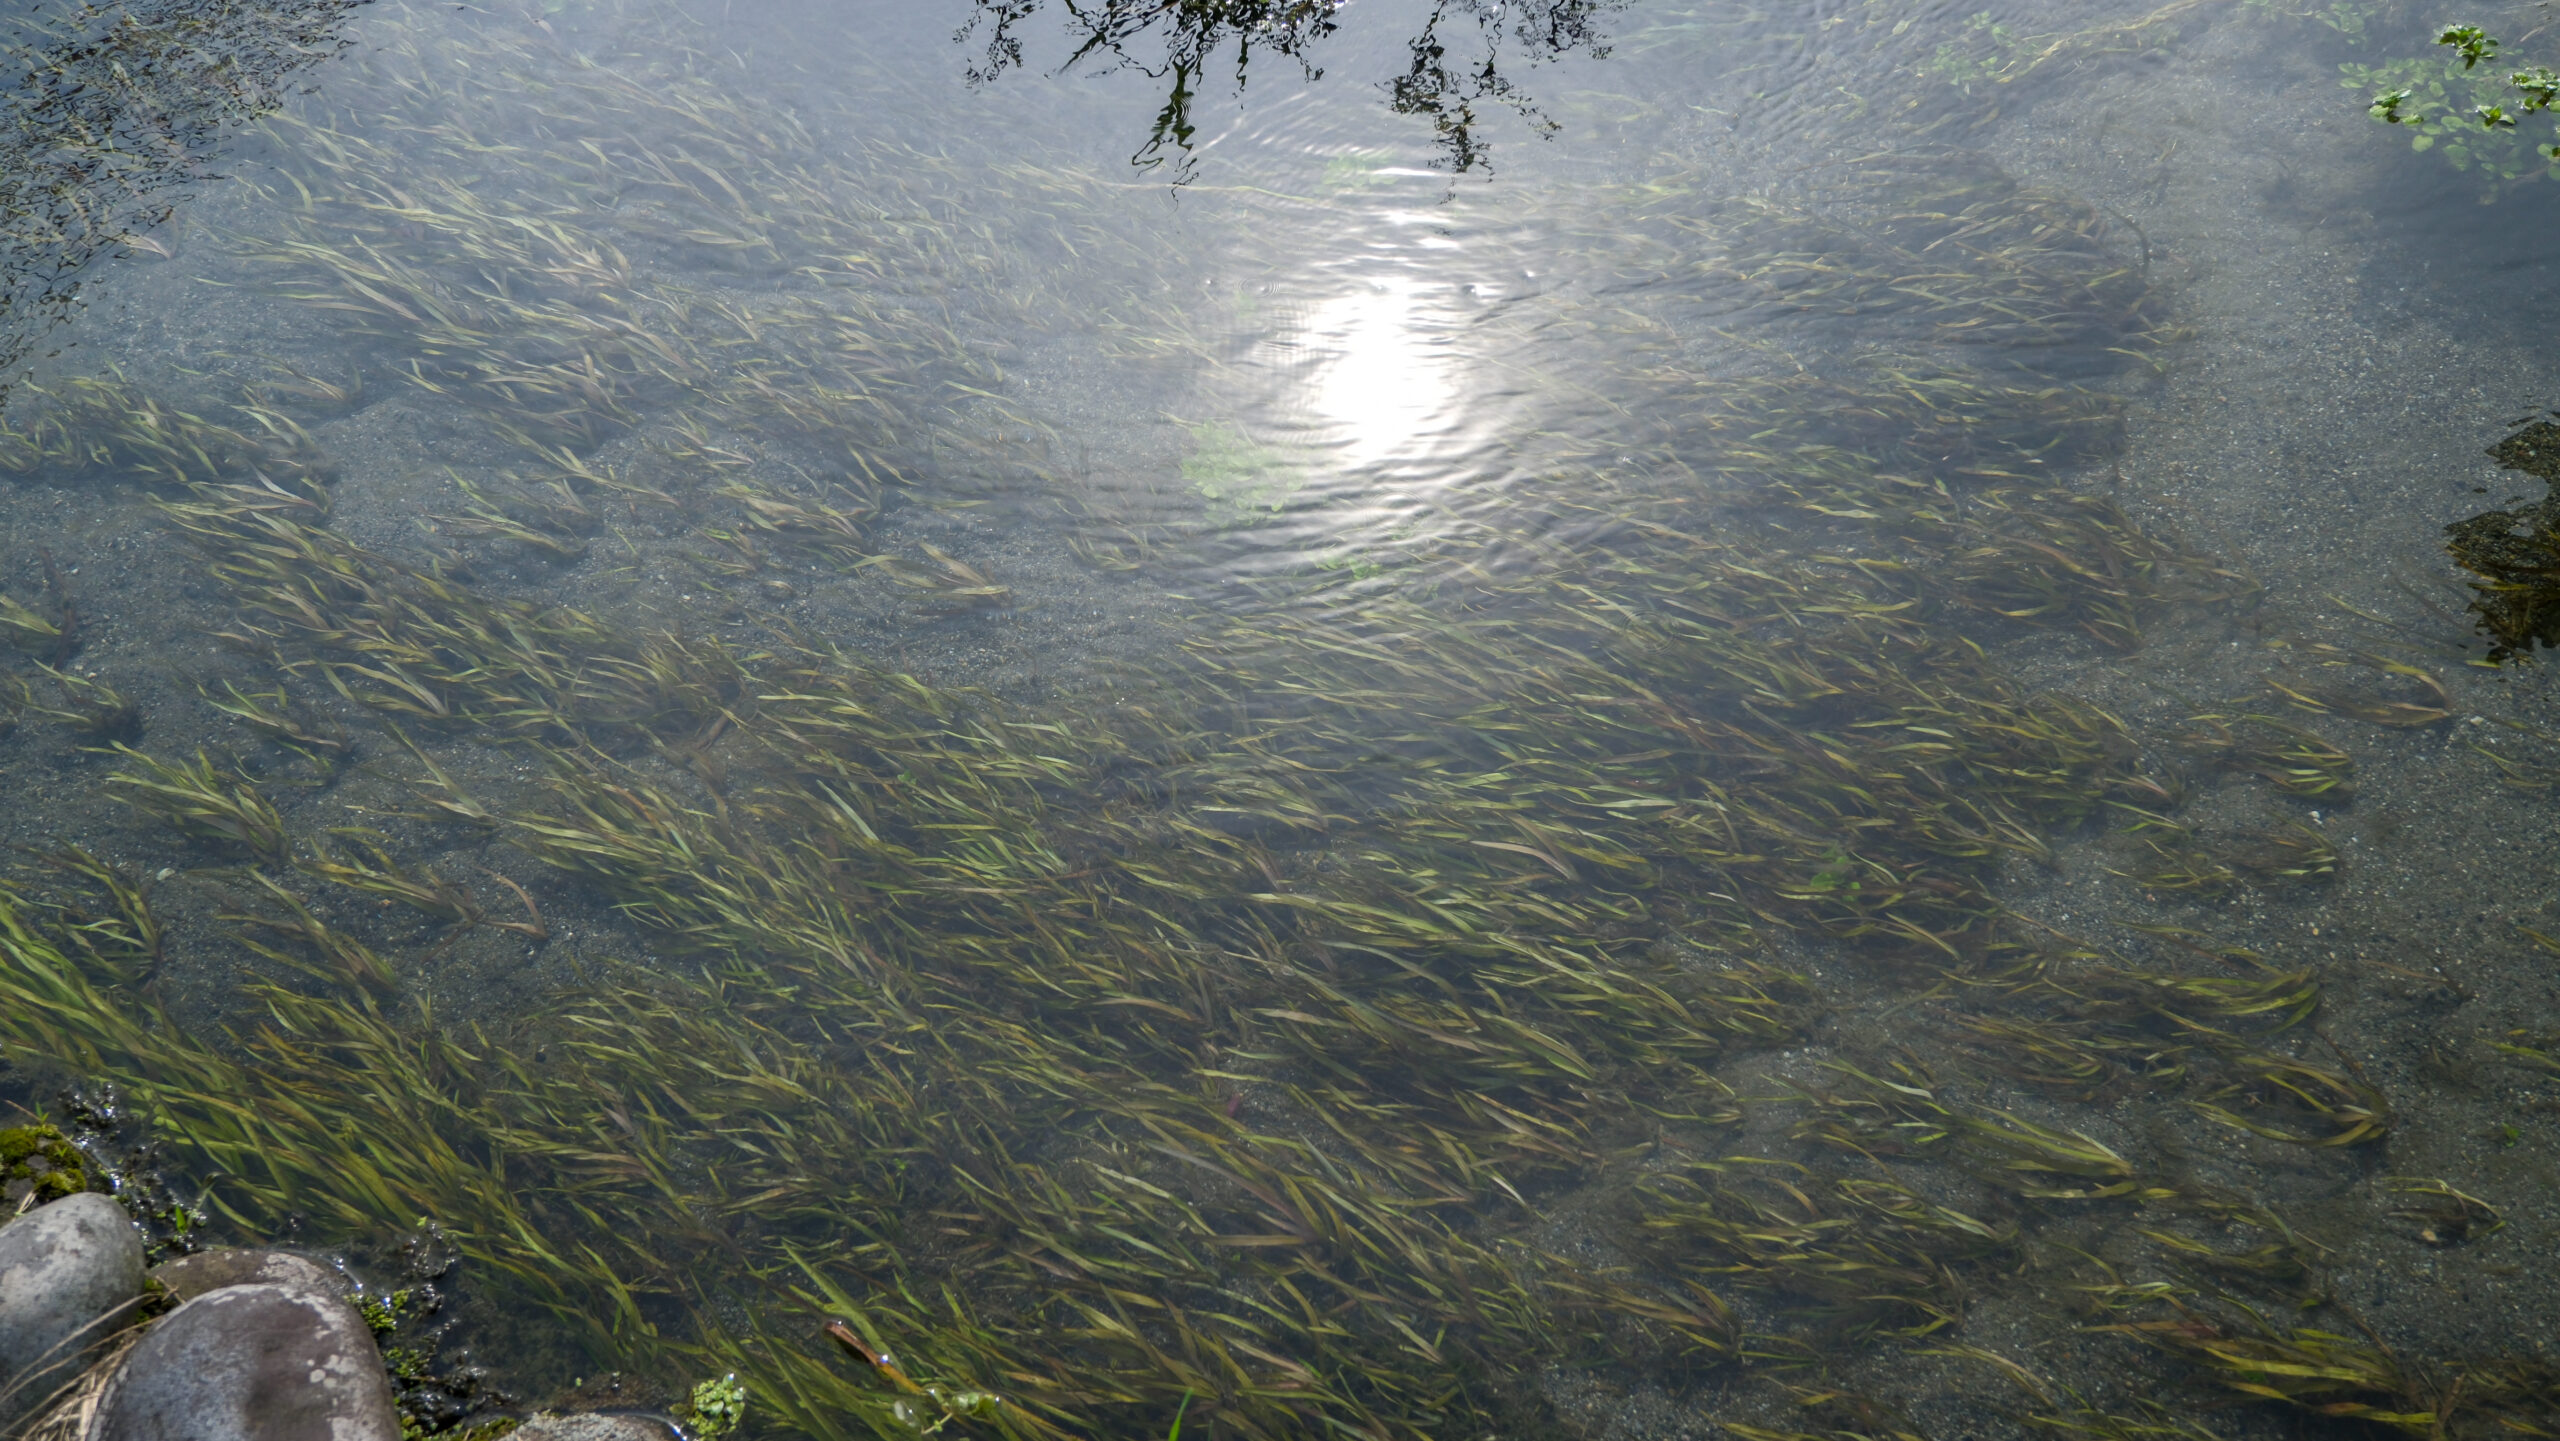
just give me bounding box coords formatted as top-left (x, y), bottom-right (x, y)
top-left (1180, 424), bottom-right (1304, 529)
top-left (0, 2), bottom-right (2541, 1439)
top-left (0, 0), bottom-right (369, 387)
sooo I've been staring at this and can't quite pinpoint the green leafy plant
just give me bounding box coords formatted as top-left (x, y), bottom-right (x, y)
top-left (680, 1374), bottom-right (746, 1441)
top-left (2347, 23), bottom-right (2560, 185)
top-left (359, 1288), bottom-right (418, 1337)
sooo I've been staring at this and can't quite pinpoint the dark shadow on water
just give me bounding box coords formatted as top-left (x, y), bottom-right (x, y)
top-left (2351, 141), bottom-right (2560, 351)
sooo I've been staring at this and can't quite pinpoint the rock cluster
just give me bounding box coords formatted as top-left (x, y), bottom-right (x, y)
top-left (0, 1192), bottom-right (397, 1441)
top-left (0, 1192), bottom-right (675, 1440)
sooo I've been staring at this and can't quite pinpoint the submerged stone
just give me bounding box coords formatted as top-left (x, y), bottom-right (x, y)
top-left (87, 1282), bottom-right (398, 1441)
top-left (509, 1415), bottom-right (677, 1440)
top-left (147, 1249), bottom-right (340, 1305)
top-left (2448, 417), bottom-right (2560, 658)
top-left (0, 1191), bottom-right (143, 1425)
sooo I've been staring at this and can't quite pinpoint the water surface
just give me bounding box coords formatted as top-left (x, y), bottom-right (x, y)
top-left (3, 2), bottom-right (2559, 1438)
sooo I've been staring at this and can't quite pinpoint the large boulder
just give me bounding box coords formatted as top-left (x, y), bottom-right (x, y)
top-left (85, 1282), bottom-right (398, 1441)
top-left (147, 1249), bottom-right (339, 1305)
top-left (0, 1192), bottom-right (143, 1425)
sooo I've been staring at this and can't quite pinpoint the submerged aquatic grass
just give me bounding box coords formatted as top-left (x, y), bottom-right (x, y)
top-left (0, 3), bottom-right (2548, 1438)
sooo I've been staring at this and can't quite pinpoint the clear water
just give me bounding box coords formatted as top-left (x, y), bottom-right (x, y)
top-left (4, 2), bottom-right (2560, 1438)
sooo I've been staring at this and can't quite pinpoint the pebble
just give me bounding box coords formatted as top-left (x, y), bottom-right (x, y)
top-left (0, 1193), bottom-right (142, 1426)
top-left (86, 1283), bottom-right (398, 1441)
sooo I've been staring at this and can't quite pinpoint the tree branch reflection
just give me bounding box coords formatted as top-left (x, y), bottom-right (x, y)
top-left (956, 0), bottom-right (1622, 180)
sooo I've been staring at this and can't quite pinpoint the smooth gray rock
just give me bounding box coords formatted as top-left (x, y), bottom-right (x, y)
top-left (509, 1416), bottom-right (677, 1441)
top-left (147, 1249), bottom-right (339, 1305)
top-left (0, 1192), bottom-right (144, 1424)
top-left (86, 1282), bottom-right (398, 1441)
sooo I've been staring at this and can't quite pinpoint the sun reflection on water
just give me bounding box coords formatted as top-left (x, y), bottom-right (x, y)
top-left (1211, 199), bottom-right (1553, 575)
top-left (1302, 271), bottom-right (1464, 471)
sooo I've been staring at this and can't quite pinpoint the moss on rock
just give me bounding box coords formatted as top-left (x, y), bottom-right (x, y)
top-left (0, 1123), bottom-right (93, 1209)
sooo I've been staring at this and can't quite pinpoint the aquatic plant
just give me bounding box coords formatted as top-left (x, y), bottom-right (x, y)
top-left (0, 0), bottom-right (368, 388)
top-left (1179, 423), bottom-right (1302, 527)
top-left (2351, 23), bottom-right (2560, 187)
top-left (13, 451), bottom-right (2460, 1436)
top-left (679, 1374), bottom-right (747, 1441)
top-left (0, 370), bottom-right (331, 496)
top-left (209, 10), bottom-right (1046, 575)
